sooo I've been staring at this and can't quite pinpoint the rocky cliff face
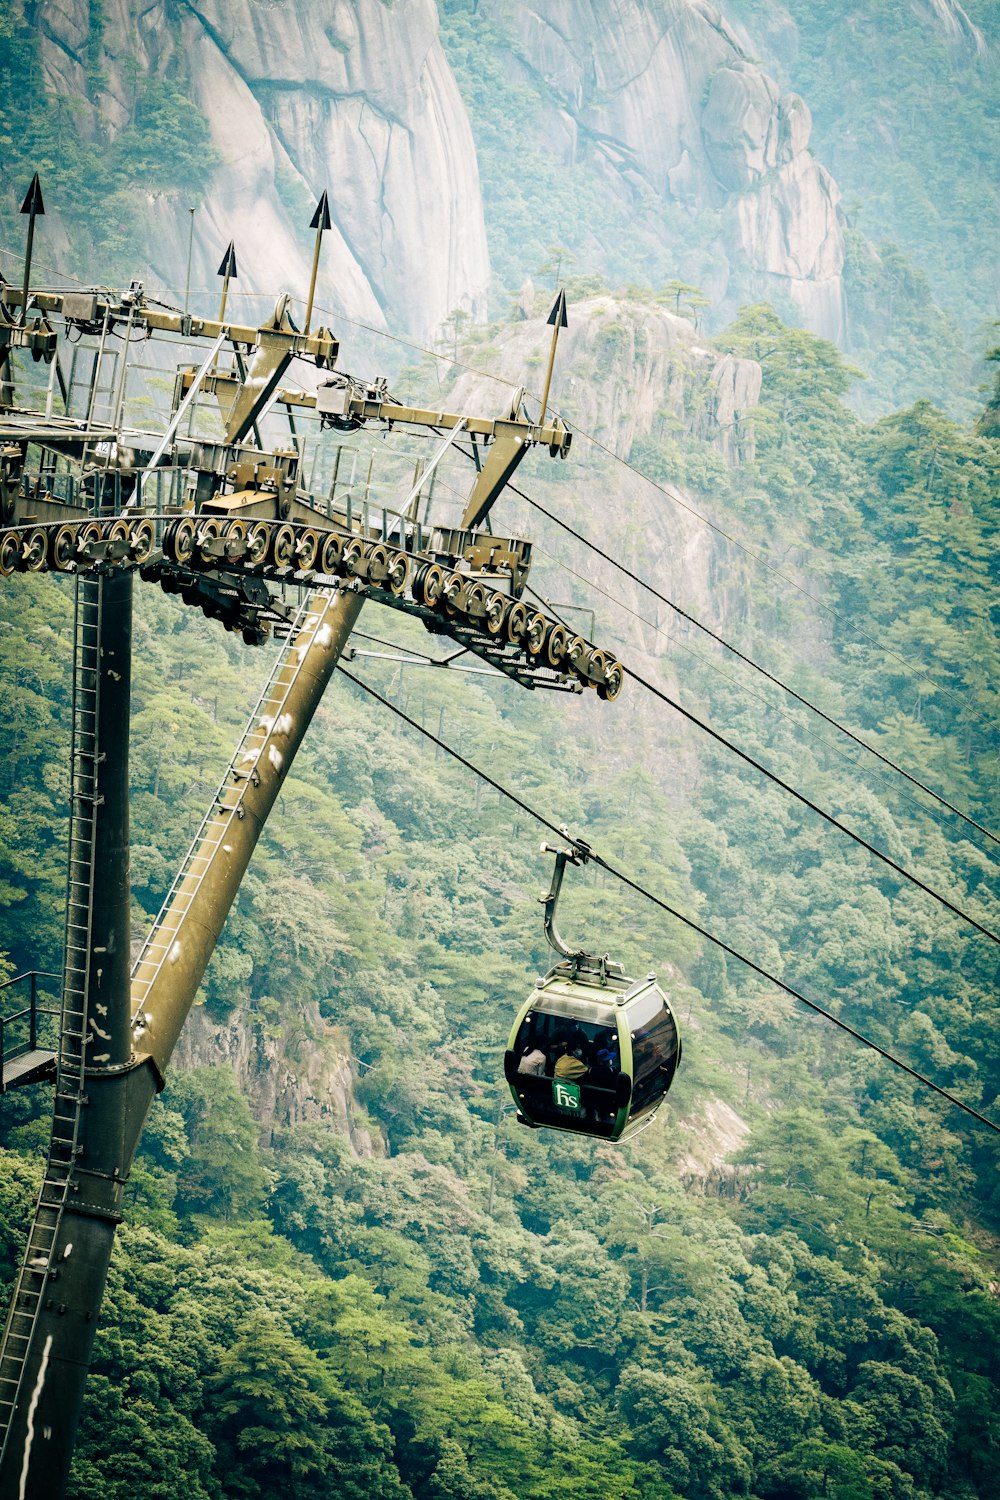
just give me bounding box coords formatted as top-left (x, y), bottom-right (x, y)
top-left (448, 294), bottom-right (759, 690)
top-left (174, 999), bottom-right (380, 1155)
top-left (31, 0), bottom-right (848, 345)
top-left (451, 291), bottom-right (760, 458)
top-left (918, 0), bottom-right (987, 56)
top-left (477, 0), bottom-right (845, 339)
top-left (35, 0), bottom-right (490, 341)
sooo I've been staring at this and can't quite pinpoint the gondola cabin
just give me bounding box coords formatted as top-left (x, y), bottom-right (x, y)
top-left (505, 956), bottom-right (682, 1142)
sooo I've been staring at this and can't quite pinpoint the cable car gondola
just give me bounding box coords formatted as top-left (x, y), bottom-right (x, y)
top-left (505, 835), bottom-right (682, 1142)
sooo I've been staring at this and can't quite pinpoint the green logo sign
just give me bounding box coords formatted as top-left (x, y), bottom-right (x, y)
top-left (553, 1080), bottom-right (582, 1111)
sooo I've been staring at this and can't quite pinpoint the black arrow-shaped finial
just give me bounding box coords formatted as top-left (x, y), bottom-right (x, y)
top-left (309, 191), bottom-right (332, 232)
top-left (20, 173), bottom-right (45, 217)
top-left (304, 191), bottom-right (332, 332)
top-left (546, 288), bottom-right (568, 329)
top-left (217, 241), bottom-right (238, 280)
top-left (217, 241), bottom-right (238, 323)
top-left (539, 287), bottom-right (569, 423)
top-left (18, 174), bottom-right (45, 327)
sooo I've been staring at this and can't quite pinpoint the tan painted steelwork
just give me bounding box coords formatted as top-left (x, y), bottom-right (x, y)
top-left (130, 586), bottom-right (364, 1075)
top-left (2, 286), bottom-right (339, 369)
top-left (187, 370), bottom-right (572, 455)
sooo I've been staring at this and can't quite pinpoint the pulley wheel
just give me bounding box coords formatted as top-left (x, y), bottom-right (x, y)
top-left (0, 531), bottom-right (19, 576)
top-left (544, 623), bottom-right (570, 670)
top-left (246, 521), bottom-right (270, 566)
top-left (129, 518), bottom-right (156, 564)
top-left (484, 591), bottom-right (507, 636)
top-left (320, 531), bottom-right (344, 576)
top-left (52, 524), bottom-right (79, 571)
top-left (221, 518), bottom-right (248, 560)
top-left (22, 527), bottom-right (48, 572)
top-left (387, 550), bottom-right (411, 596)
top-left (103, 518), bottom-right (131, 548)
top-left (168, 517), bottom-right (197, 564)
top-left (269, 523), bottom-right (296, 568)
top-left (366, 543), bottom-right (391, 584)
top-left (295, 527), bottom-right (320, 570)
top-left (342, 537), bottom-right (367, 577)
top-left (597, 658), bottom-right (625, 701)
top-left (525, 611), bottom-right (549, 656)
top-left (418, 562), bottom-right (446, 606)
top-left (195, 517), bottom-right (221, 563)
top-left (587, 647), bottom-right (608, 687)
top-left (505, 599), bottom-right (529, 644)
top-left (464, 581), bottom-right (488, 619)
top-left (442, 571), bottom-right (466, 616)
top-left (566, 635), bottom-right (592, 677)
top-left (76, 520), bottom-right (103, 556)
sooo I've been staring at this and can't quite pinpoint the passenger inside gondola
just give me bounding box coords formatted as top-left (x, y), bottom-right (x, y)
top-left (553, 1038), bottom-right (589, 1081)
top-left (513, 1014), bottom-right (619, 1077)
top-left (589, 1033), bottom-right (619, 1088)
top-left (509, 1012), bottom-right (623, 1135)
top-left (516, 1041), bottom-right (547, 1075)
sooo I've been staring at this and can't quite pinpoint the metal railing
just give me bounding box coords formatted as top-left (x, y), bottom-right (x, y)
top-left (0, 971), bottom-right (61, 1088)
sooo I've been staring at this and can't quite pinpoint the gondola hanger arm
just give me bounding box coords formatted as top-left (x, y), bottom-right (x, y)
top-left (539, 831), bottom-right (608, 973)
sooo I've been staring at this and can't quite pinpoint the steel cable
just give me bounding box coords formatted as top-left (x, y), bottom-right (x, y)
top-left (336, 663), bottom-right (1000, 1137)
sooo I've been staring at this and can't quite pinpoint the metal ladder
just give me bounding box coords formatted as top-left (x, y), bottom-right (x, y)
top-left (66, 341), bottom-right (118, 426)
top-left (130, 592), bottom-right (319, 1015)
top-left (0, 577), bottom-right (102, 1465)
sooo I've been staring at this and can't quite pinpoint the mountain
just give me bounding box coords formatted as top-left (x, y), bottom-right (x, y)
top-left (467, 0), bottom-right (845, 337)
top-left (6, 0), bottom-right (845, 341)
top-left (18, 0), bottom-right (490, 338)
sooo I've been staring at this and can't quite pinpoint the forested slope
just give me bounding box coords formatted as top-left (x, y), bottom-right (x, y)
top-left (1, 291), bottom-right (999, 1498)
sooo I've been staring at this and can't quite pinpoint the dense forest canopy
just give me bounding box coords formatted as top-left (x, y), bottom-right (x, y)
top-left (1, 1), bottom-right (999, 1497)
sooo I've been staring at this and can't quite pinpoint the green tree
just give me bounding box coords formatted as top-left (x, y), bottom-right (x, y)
top-left (169, 1066), bottom-right (275, 1220)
